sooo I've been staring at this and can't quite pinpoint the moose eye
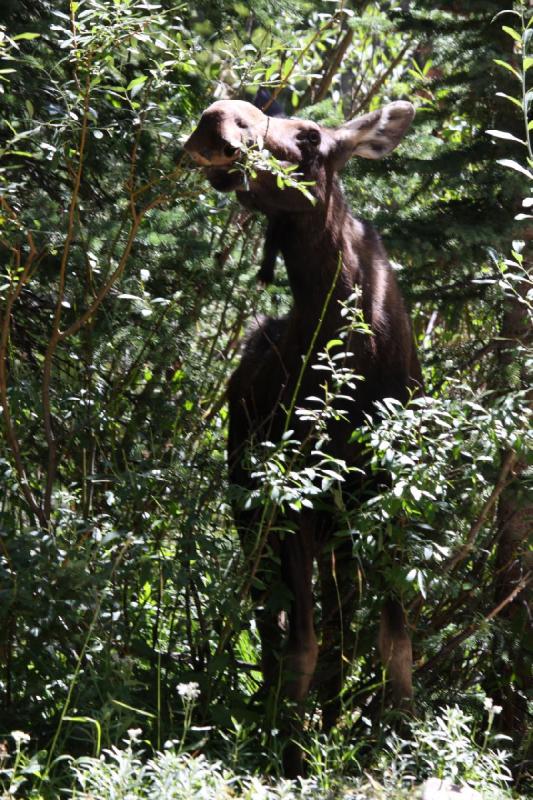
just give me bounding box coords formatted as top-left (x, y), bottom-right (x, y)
top-left (307, 129), bottom-right (321, 146)
top-left (223, 143), bottom-right (239, 158)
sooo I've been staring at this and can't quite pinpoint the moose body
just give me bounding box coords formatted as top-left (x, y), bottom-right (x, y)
top-left (185, 98), bottom-right (423, 776)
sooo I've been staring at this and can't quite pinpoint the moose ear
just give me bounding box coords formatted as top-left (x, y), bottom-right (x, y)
top-left (333, 101), bottom-right (415, 166)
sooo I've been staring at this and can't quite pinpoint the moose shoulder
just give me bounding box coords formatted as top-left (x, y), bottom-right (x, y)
top-left (185, 98), bottom-right (423, 777)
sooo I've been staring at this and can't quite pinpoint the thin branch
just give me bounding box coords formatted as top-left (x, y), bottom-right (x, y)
top-left (263, 11), bottom-right (343, 112)
top-left (417, 572), bottom-right (531, 677)
top-left (0, 203), bottom-right (46, 524)
top-left (59, 199), bottom-right (161, 340)
top-left (312, 27), bottom-right (354, 104)
top-left (41, 71), bottom-right (92, 521)
top-left (445, 449), bottom-right (518, 572)
top-left (351, 40), bottom-right (413, 116)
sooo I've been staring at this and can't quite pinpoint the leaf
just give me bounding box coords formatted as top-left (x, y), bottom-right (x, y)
top-left (524, 57), bottom-right (533, 72)
top-left (127, 75), bottom-right (148, 96)
top-left (496, 159), bottom-right (533, 179)
top-left (514, 213), bottom-right (533, 220)
top-left (325, 338), bottom-right (343, 350)
top-left (496, 91), bottom-right (522, 109)
top-left (493, 59), bottom-right (522, 81)
top-left (13, 32), bottom-right (40, 41)
top-left (493, 9), bottom-right (520, 20)
top-left (281, 58), bottom-right (294, 80)
top-left (522, 197), bottom-right (533, 206)
top-left (501, 25), bottom-right (522, 43)
top-left (486, 129), bottom-right (525, 145)
top-left (410, 486), bottom-right (422, 502)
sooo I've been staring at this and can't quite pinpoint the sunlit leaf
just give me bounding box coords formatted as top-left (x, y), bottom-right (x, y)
top-left (496, 158), bottom-right (533, 179)
top-left (501, 25), bottom-right (522, 43)
top-left (493, 59), bottom-right (521, 80)
top-left (13, 32), bottom-right (40, 41)
top-left (486, 129), bottom-right (525, 145)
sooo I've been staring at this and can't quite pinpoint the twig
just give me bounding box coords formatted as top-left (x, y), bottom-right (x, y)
top-left (312, 28), bottom-right (354, 104)
top-left (445, 449), bottom-right (518, 572)
top-left (0, 205), bottom-right (46, 524)
top-left (41, 72), bottom-right (92, 521)
top-left (351, 40), bottom-right (413, 116)
top-left (263, 11), bottom-right (343, 112)
top-left (417, 572), bottom-right (531, 677)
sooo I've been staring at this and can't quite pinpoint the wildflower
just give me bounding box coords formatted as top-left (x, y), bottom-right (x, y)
top-left (127, 728), bottom-right (142, 741)
top-left (10, 731), bottom-right (30, 745)
top-left (177, 681), bottom-right (200, 701)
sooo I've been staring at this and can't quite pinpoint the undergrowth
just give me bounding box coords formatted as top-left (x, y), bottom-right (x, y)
top-left (0, 703), bottom-right (520, 799)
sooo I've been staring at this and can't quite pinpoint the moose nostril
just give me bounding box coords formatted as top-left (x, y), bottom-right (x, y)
top-left (223, 143), bottom-right (239, 158)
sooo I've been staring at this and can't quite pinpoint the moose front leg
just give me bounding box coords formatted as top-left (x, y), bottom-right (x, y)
top-left (316, 535), bottom-right (359, 731)
top-left (279, 514), bottom-right (319, 777)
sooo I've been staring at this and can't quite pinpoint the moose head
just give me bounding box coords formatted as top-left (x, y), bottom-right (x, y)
top-left (184, 98), bottom-right (415, 213)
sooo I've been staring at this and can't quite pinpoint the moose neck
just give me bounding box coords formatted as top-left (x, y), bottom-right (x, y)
top-left (271, 185), bottom-right (363, 333)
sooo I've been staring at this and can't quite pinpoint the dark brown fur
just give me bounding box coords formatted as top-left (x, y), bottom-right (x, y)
top-left (185, 99), bottom-right (422, 776)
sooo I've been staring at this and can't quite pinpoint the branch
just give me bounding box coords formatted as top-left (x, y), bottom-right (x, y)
top-left (0, 205), bottom-right (46, 525)
top-left (351, 40), bottom-right (413, 116)
top-left (417, 572), bottom-right (531, 677)
top-left (445, 449), bottom-right (518, 572)
top-left (312, 27), bottom-right (354, 104)
top-left (41, 72), bottom-right (92, 521)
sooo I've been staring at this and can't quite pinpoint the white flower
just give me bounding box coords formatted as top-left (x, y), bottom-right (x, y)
top-left (11, 731), bottom-right (30, 745)
top-left (177, 681), bottom-right (200, 701)
top-left (140, 269), bottom-right (150, 282)
top-left (127, 728), bottom-right (142, 741)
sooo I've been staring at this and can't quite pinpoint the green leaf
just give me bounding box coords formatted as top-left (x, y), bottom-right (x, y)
top-left (326, 339), bottom-right (343, 350)
top-left (496, 91), bottom-right (522, 109)
top-left (524, 57), bottom-right (533, 72)
top-left (281, 58), bottom-right (294, 80)
top-left (486, 129), bottom-right (525, 145)
top-left (127, 74), bottom-right (148, 93)
top-left (13, 32), bottom-right (40, 41)
top-left (496, 158), bottom-right (533, 179)
top-left (493, 59), bottom-right (522, 81)
top-left (501, 25), bottom-right (522, 43)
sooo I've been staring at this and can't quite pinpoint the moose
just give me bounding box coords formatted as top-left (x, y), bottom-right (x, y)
top-left (185, 97), bottom-right (423, 776)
